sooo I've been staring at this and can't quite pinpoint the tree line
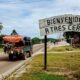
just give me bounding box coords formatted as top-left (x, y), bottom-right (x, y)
top-left (31, 37), bottom-right (58, 44)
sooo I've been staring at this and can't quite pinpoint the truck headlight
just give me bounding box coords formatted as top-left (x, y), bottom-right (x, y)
top-left (11, 51), bottom-right (13, 54)
top-left (21, 50), bottom-right (23, 53)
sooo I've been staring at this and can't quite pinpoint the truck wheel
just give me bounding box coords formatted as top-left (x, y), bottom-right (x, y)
top-left (28, 51), bottom-right (32, 57)
top-left (20, 53), bottom-right (26, 60)
top-left (22, 53), bottom-right (26, 60)
top-left (9, 54), bottom-right (13, 61)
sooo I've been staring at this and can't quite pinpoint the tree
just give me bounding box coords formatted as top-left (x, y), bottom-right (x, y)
top-left (32, 37), bottom-right (41, 44)
top-left (32, 37), bottom-right (58, 44)
top-left (0, 35), bottom-right (5, 44)
top-left (47, 38), bottom-right (58, 43)
top-left (0, 22), bottom-right (3, 34)
top-left (63, 31), bottom-right (80, 47)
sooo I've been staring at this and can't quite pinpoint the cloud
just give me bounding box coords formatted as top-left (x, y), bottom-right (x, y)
top-left (0, 0), bottom-right (80, 38)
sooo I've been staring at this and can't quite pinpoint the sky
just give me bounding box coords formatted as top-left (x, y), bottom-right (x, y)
top-left (0, 0), bottom-right (80, 38)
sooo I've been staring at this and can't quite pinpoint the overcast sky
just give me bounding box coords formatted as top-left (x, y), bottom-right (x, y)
top-left (0, 0), bottom-right (80, 38)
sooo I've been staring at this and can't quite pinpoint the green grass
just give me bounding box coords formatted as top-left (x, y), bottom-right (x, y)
top-left (31, 52), bottom-right (80, 72)
top-left (8, 72), bottom-right (68, 80)
top-left (0, 44), bottom-right (3, 52)
top-left (48, 46), bottom-right (80, 52)
top-left (14, 72), bottom-right (68, 80)
top-left (0, 47), bottom-right (3, 52)
top-left (8, 52), bottom-right (80, 80)
top-left (7, 46), bottom-right (80, 80)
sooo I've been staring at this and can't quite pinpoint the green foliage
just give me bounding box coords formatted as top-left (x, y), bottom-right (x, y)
top-left (32, 37), bottom-right (41, 44)
top-left (0, 23), bottom-right (3, 34)
top-left (0, 35), bottom-right (5, 43)
top-left (32, 37), bottom-right (58, 44)
top-left (47, 38), bottom-right (58, 43)
top-left (63, 31), bottom-right (80, 43)
top-left (41, 38), bottom-right (58, 43)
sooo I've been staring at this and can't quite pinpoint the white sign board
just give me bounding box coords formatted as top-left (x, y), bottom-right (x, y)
top-left (39, 14), bottom-right (80, 36)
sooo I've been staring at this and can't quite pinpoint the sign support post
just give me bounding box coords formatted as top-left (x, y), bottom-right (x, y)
top-left (44, 35), bottom-right (47, 70)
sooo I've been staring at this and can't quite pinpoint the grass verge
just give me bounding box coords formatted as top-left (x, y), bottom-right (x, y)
top-left (48, 46), bottom-right (80, 52)
top-left (7, 52), bottom-right (80, 80)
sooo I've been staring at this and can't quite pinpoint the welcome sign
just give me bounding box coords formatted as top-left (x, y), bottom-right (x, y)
top-left (39, 14), bottom-right (80, 36)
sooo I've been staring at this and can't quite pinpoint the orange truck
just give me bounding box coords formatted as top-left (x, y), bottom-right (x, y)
top-left (3, 36), bottom-right (32, 60)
